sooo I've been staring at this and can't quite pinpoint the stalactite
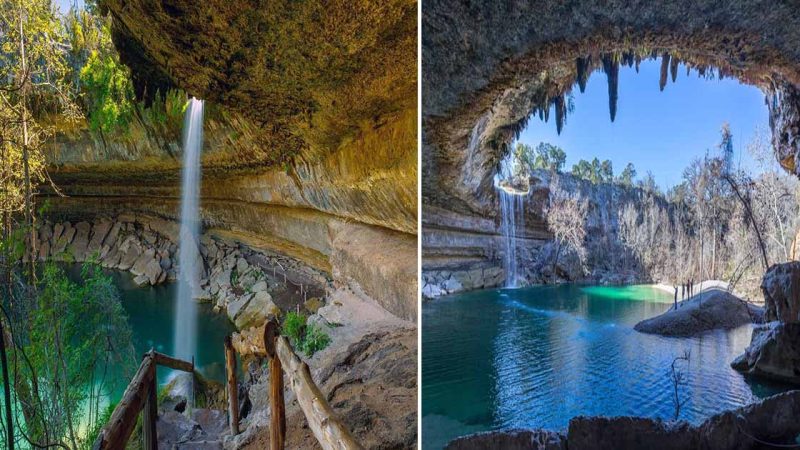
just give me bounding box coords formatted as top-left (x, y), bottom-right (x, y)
top-left (555, 94), bottom-right (566, 135)
top-left (602, 54), bottom-right (619, 122)
top-left (576, 57), bottom-right (590, 93)
top-left (659, 53), bottom-right (670, 91)
top-left (635, 53), bottom-right (641, 72)
top-left (544, 102), bottom-right (550, 123)
top-left (622, 51), bottom-right (634, 68)
top-left (670, 56), bottom-right (679, 82)
top-left (699, 65), bottom-right (707, 77)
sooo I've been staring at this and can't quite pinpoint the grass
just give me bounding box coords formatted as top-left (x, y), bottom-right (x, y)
top-left (282, 311), bottom-right (330, 357)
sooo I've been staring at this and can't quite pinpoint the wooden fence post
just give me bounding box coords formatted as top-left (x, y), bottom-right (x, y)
top-left (224, 335), bottom-right (240, 436)
top-left (142, 361), bottom-right (157, 450)
top-left (265, 320), bottom-right (285, 450)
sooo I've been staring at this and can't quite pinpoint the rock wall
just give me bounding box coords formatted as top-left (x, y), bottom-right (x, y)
top-left (422, 170), bottom-right (665, 297)
top-left (733, 261), bottom-right (800, 384)
top-left (24, 214), bottom-right (325, 329)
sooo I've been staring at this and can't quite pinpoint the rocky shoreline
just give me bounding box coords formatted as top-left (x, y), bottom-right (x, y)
top-left (23, 214), bottom-right (327, 330)
top-left (446, 390), bottom-right (800, 450)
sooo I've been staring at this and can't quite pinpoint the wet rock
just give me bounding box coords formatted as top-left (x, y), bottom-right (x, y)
top-left (446, 430), bottom-right (566, 450)
top-left (762, 261), bottom-right (800, 323)
top-left (634, 289), bottom-right (761, 337)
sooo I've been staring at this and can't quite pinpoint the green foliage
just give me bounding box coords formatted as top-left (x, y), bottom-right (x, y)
top-left (517, 142), bottom-right (567, 173)
top-left (17, 262), bottom-right (135, 447)
top-left (281, 312), bottom-right (330, 357)
top-left (572, 157), bottom-right (613, 184)
top-left (79, 49), bottom-right (136, 133)
top-left (283, 311), bottom-right (306, 346)
top-left (300, 324), bottom-right (331, 357)
top-left (617, 162), bottom-right (637, 187)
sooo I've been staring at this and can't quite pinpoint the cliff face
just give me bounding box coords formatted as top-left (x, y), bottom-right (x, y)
top-left (422, 1), bottom-right (800, 287)
top-left (43, 0), bottom-right (418, 322)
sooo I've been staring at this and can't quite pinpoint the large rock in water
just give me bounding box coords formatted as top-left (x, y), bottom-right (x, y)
top-left (448, 391), bottom-right (800, 449)
top-left (634, 289), bottom-right (762, 337)
top-left (762, 261), bottom-right (800, 323)
top-left (733, 262), bottom-right (800, 385)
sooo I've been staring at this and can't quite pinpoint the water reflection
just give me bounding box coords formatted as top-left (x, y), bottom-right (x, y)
top-left (422, 284), bottom-right (792, 449)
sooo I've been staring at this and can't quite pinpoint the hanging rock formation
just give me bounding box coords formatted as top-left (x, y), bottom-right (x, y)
top-left (422, 1), bottom-right (800, 292)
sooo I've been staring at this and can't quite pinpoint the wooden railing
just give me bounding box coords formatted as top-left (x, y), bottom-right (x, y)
top-left (225, 319), bottom-right (363, 450)
top-left (92, 350), bottom-right (194, 450)
top-left (93, 319), bottom-right (362, 450)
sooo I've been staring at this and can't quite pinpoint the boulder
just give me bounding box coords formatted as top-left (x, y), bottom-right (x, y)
top-left (143, 258), bottom-right (164, 285)
top-left (236, 257), bottom-right (249, 275)
top-left (231, 323), bottom-right (267, 356)
top-left (68, 221), bottom-right (92, 261)
top-left (88, 220), bottom-right (113, 252)
top-left (731, 322), bottom-right (800, 384)
top-left (234, 291), bottom-right (279, 329)
top-left (131, 248), bottom-right (157, 277)
top-left (250, 280), bottom-right (268, 292)
top-left (634, 289), bottom-right (761, 337)
top-left (103, 221), bottom-right (122, 249)
top-left (226, 294), bottom-right (253, 323)
top-left (762, 261), bottom-right (800, 323)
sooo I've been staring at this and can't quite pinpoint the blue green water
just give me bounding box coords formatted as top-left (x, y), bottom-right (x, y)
top-left (64, 266), bottom-right (236, 401)
top-left (422, 284), bottom-right (791, 449)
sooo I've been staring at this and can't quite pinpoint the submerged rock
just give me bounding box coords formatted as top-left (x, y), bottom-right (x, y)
top-left (634, 289), bottom-right (761, 337)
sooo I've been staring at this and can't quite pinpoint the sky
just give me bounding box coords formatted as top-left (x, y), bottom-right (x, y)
top-left (517, 59), bottom-right (770, 190)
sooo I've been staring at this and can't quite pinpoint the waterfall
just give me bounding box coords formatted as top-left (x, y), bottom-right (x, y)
top-left (174, 98), bottom-right (204, 368)
top-left (498, 190), bottom-right (524, 288)
top-left (495, 149), bottom-right (527, 288)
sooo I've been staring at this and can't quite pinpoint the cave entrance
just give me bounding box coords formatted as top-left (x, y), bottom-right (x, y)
top-left (492, 55), bottom-right (798, 300)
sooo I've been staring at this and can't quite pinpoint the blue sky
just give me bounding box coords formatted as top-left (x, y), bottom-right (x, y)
top-left (517, 59), bottom-right (769, 190)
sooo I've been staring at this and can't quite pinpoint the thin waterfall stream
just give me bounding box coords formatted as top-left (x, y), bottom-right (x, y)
top-left (173, 97), bottom-right (204, 403)
top-left (495, 147), bottom-right (528, 288)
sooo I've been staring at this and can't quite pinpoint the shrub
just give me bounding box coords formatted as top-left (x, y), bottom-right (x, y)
top-left (283, 311), bottom-right (306, 346)
top-left (300, 323), bottom-right (331, 357)
top-left (281, 312), bottom-right (330, 357)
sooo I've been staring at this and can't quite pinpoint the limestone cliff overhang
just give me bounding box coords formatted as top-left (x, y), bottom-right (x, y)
top-left (422, 0), bottom-right (800, 215)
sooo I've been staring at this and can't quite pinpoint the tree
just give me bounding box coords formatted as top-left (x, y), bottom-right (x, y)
top-left (571, 158), bottom-right (613, 184)
top-left (618, 162), bottom-right (636, 187)
top-left (546, 176), bottom-right (588, 278)
top-left (516, 142), bottom-right (566, 173)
